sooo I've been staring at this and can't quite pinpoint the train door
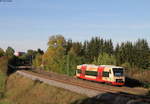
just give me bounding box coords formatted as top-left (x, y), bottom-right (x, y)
top-left (80, 65), bottom-right (86, 78)
top-left (97, 67), bottom-right (104, 81)
top-left (108, 69), bottom-right (113, 82)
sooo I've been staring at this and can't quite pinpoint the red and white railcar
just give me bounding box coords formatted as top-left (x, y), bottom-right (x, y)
top-left (76, 64), bottom-right (125, 86)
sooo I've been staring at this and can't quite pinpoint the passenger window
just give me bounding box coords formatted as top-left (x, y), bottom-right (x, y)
top-left (102, 71), bottom-right (109, 77)
top-left (85, 71), bottom-right (97, 76)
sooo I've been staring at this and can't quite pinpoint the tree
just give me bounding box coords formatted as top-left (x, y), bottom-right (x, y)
top-left (93, 52), bottom-right (116, 65)
top-left (114, 39), bottom-right (150, 69)
top-left (84, 37), bottom-right (104, 63)
top-left (134, 39), bottom-right (150, 69)
top-left (27, 49), bottom-right (37, 56)
top-left (5, 47), bottom-right (17, 67)
top-left (65, 39), bottom-right (73, 55)
top-left (69, 42), bottom-right (83, 56)
top-left (43, 35), bottom-right (66, 73)
top-left (33, 53), bottom-right (43, 68)
top-left (25, 49), bottom-right (37, 65)
top-left (103, 39), bottom-right (114, 55)
top-left (114, 44), bottom-right (121, 65)
top-left (37, 48), bottom-right (44, 55)
top-left (47, 35), bottom-right (66, 48)
top-left (65, 48), bottom-right (83, 76)
top-left (82, 37), bottom-right (114, 63)
top-left (82, 41), bottom-right (89, 63)
top-left (115, 42), bottom-right (135, 67)
top-left (0, 48), bottom-right (5, 57)
top-left (5, 46), bottom-right (14, 57)
top-left (32, 49), bottom-right (44, 68)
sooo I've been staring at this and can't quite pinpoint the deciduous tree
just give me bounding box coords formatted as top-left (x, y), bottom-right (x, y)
top-left (93, 52), bottom-right (116, 65)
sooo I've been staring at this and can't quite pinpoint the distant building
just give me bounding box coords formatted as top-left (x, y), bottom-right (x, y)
top-left (14, 52), bottom-right (26, 56)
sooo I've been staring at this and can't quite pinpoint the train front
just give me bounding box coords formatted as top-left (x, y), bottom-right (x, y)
top-left (112, 67), bottom-right (125, 86)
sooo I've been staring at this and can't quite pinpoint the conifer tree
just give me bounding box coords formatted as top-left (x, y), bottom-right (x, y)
top-left (134, 39), bottom-right (149, 69)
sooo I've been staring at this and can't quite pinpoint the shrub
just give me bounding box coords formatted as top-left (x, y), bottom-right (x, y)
top-left (93, 52), bottom-right (116, 65)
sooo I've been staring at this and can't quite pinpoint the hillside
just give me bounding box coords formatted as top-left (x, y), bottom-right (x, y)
top-left (0, 73), bottom-right (87, 104)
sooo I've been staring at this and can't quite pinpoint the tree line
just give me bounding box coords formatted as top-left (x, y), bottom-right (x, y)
top-left (32, 35), bottom-right (150, 76)
top-left (0, 35), bottom-right (149, 76)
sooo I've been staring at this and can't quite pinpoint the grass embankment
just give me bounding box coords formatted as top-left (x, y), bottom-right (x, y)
top-left (0, 56), bottom-right (8, 102)
top-left (0, 74), bottom-right (87, 104)
top-left (0, 74), bottom-right (6, 99)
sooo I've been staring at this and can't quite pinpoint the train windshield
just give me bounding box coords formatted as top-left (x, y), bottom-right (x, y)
top-left (113, 68), bottom-right (124, 77)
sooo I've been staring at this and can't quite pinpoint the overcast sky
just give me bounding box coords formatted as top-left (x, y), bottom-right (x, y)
top-left (0, 0), bottom-right (150, 52)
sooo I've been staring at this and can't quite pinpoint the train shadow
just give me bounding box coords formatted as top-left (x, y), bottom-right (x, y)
top-left (124, 76), bottom-right (144, 88)
top-left (71, 92), bottom-right (150, 104)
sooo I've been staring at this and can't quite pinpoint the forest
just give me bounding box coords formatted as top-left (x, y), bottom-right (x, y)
top-left (33, 35), bottom-right (150, 76)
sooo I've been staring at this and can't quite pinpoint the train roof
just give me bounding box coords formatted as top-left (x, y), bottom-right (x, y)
top-left (77, 64), bottom-right (123, 69)
top-left (99, 65), bottom-right (123, 68)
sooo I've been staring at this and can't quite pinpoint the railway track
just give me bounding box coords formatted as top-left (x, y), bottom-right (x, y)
top-left (30, 70), bottom-right (118, 93)
top-left (30, 69), bottom-right (147, 93)
top-left (17, 70), bottom-right (150, 103)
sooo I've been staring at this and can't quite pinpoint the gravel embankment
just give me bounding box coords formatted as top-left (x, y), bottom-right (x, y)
top-left (16, 71), bottom-right (101, 97)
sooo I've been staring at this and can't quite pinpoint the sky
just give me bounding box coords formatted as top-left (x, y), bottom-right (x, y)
top-left (0, 0), bottom-right (150, 52)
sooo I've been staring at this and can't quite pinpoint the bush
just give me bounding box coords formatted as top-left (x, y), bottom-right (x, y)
top-left (93, 53), bottom-right (116, 65)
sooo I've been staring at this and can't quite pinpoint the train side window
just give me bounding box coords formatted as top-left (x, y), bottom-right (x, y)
top-left (85, 71), bottom-right (97, 76)
top-left (102, 71), bottom-right (109, 77)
